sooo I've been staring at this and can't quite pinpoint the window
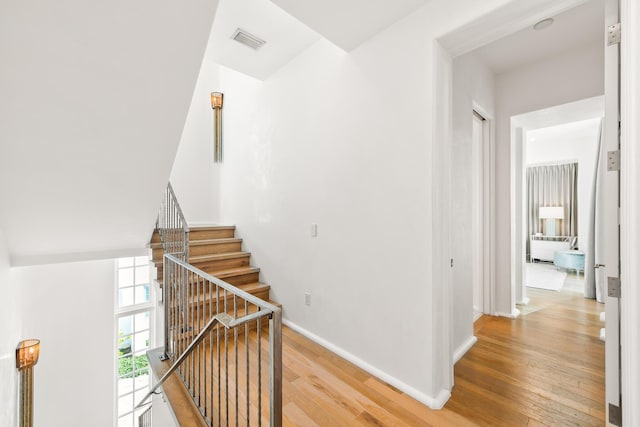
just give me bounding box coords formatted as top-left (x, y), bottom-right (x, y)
top-left (116, 256), bottom-right (154, 427)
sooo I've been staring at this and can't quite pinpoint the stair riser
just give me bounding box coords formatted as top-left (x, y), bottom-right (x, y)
top-left (151, 247), bottom-right (164, 262)
top-left (193, 256), bottom-right (250, 271)
top-left (189, 241), bottom-right (242, 257)
top-left (170, 288), bottom-right (271, 313)
top-left (155, 264), bottom-right (257, 285)
top-left (204, 271), bottom-right (259, 286)
top-left (155, 271), bottom-right (259, 288)
top-left (189, 228), bottom-right (235, 240)
top-left (150, 231), bottom-right (161, 244)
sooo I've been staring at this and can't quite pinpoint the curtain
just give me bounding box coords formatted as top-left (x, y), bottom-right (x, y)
top-left (527, 163), bottom-right (578, 254)
top-left (584, 119), bottom-right (605, 302)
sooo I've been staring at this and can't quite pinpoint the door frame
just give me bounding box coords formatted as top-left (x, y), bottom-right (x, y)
top-left (472, 104), bottom-right (495, 317)
top-left (619, 0), bottom-right (640, 425)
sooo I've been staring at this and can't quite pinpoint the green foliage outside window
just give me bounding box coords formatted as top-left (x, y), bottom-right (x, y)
top-left (118, 355), bottom-right (149, 378)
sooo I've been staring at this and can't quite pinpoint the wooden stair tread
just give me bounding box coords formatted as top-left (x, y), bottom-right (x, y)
top-left (147, 348), bottom-right (208, 427)
top-left (189, 252), bottom-right (250, 262)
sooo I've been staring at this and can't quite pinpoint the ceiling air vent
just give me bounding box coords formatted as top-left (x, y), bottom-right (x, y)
top-left (231, 28), bottom-right (266, 50)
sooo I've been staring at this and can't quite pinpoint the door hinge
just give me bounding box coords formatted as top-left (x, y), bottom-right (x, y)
top-left (608, 277), bottom-right (621, 298)
top-left (609, 402), bottom-right (622, 426)
top-left (608, 150), bottom-right (621, 171)
top-left (608, 23), bottom-right (621, 46)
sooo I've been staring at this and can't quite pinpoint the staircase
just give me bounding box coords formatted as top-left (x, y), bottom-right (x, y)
top-left (145, 224), bottom-right (282, 426)
top-left (150, 225), bottom-right (275, 308)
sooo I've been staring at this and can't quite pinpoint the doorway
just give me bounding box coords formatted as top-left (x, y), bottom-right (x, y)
top-left (471, 110), bottom-right (488, 320)
top-left (440, 0), bottom-right (612, 420)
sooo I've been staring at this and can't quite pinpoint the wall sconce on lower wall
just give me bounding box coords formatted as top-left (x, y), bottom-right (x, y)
top-left (16, 339), bottom-right (40, 427)
top-left (211, 92), bottom-right (224, 163)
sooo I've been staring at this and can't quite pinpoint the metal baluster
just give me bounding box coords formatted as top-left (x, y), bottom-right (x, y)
top-left (234, 295), bottom-right (238, 427)
top-left (189, 270), bottom-right (193, 390)
top-left (217, 284), bottom-right (221, 427)
top-left (245, 300), bottom-right (249, 426)
top-left (164, 255), bottom-right (169, 358)
top-left (196, 272), bottom-right (200, 407)
top-left (208, 279), bottom-right (212, 424)
top-left (224, 289), bottom-right (229, 425)
top-left (257, 313), bottom-right (262, 427)
top-left (270, 310), bottom-right (282, 427)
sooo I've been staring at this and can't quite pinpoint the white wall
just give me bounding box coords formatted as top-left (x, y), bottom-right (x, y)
top-left (494, 41), bottom-right (604, 313)
top-left (526, 118), bottom-right (601, 250)
top-left (214, 34), bottom-right (442, 399)
top-left (170, 57), bottom-right (223, 224)
top-left (168, 0), bottom-right (519, 405)
top-left (13, 260), bottom-right (115, 427)
top-left (451, 52), bottom-right (495, 354)
top-left (0, 228), bottom-right (20, 427)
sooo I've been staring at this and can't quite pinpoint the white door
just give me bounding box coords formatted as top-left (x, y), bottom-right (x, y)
top-left (603, 0), bottom-right (621, 424)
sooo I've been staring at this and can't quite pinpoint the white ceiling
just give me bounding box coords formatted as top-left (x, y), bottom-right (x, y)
top-left (526, 117), bottom-right (601, 150)
top-left (475, 0), bottom-right (603, 74)
top-left (207, 0), bottom-right (430, 80)
top-left (512, 95), bottom-right (604, 131)
top-left (270, 0), bottom-right (428, 52)
top-left (0, 0), bottom-right (218, 264)
top-left (208, 0), bottom-right (321, 80)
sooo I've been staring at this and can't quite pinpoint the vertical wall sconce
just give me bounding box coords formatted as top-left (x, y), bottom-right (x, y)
top-left (16, 339), bottom-right (40, 427)
top-left (211, 92), bottom-right (224, 163)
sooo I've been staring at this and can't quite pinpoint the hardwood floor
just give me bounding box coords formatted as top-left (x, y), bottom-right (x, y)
top-left (447, 286), bottom-right (605, 426)
top-left (280, 287), bottom-right (604, 426)
top-left (154, 285), bottom-right (605, 426)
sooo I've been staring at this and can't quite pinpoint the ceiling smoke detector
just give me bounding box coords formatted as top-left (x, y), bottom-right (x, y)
top-left (533, 18), bottom-right (554, 31)
top-left (231, 28), bottom-right (266, 50)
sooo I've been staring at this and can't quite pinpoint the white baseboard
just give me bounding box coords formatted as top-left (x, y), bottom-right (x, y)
top-left (495, 308), bottom-right (521, 319)
top-left (517, 297), bottom-right (530, 306)
top-left (453, 336), bottom-right (478, 364)
top-left (282, 318), bottom-right (451, 410)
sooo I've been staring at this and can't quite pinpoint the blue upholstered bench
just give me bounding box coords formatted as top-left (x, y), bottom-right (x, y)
top-left (553, 250), bottom-right (585, 276)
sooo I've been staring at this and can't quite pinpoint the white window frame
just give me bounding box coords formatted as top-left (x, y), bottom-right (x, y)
top-left (114, 256), bottom-right (155, 427)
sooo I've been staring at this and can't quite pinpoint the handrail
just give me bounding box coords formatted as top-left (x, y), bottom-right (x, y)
top-left (166, 182), bottom-right (189, 234)
top-left (156, 182), bottom-right (190, 261)
top-left (165, 254), bottom-right (281, 314)
top-left (135, 307), bottom-right (274, 409)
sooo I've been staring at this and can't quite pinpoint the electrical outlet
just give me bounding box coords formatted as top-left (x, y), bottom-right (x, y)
top-left (311, 223), bottom-right (318, 237)
top-left (305, 292), bottom-right (311, 306)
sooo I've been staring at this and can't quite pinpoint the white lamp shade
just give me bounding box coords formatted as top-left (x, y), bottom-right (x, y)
top-left (539, 206), bottom-right (564, 219)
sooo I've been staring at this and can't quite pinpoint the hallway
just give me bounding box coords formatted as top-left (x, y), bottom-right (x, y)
top-left (275, 285), bottom-right (605, 426)
top-left (446, 287), bottom-right (605, 426)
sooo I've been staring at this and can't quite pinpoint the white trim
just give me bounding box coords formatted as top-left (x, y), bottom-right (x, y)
top-left (517, 297), bottom-right (530, 306)
top-left (472, 101), bottom-right (496, 316)
top-left (620, 0), bottom-right (640, 424)
top-left (526, 159), bottom-right (580, 167)
top-left (432, 40), bottom-right (455, 396)
top-left (282, 319), bottom-right (451, 410)
top-left (439, 0), bottom-right (591, 57)
top-left (495, 308), bottom-right (521, 319)
top-left (453, 335), bottom-right (478, 364)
